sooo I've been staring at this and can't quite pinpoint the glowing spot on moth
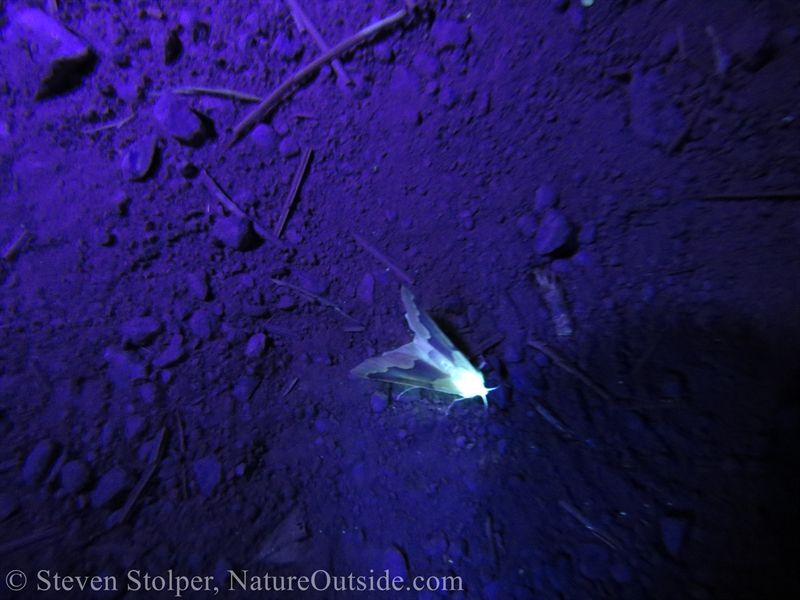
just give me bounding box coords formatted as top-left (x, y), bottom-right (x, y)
top-left (351, 287), bottom-right (494, 410)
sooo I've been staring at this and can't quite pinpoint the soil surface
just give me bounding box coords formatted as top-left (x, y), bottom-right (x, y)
top-left (1, 1), bottom-right (799, 599)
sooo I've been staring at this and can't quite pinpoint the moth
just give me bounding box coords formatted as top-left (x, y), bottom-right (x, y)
top-left (351, 287), bottom-right (494, 410)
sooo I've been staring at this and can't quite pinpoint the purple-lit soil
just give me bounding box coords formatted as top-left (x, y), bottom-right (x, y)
top-left (1, 1), bottom-right (799, 599)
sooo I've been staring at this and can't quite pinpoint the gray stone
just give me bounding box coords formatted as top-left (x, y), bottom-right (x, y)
top-left (232, 376), bottom-right (261, 402)
top-left (212, 214), bottom-right (259, 251)
top-left (533, 208), bottom-right (571, 255)
top-left (153, 93), bottom-right (207, 146)
top-left (516, 213), bottom-right (537, 238)
top-left (187, 271), bottom-right (210, 301)
top-left (153, 334), bottom-right (186, 369)
top-left (60, 460), bottom-right (91, 494)
top-left (189, 309), bottom-right (212, 339)
top-left (120, 136), bottom-right (158, 181)
top-left (534, 185), bottom-right (559, 212)
top-left (278, 136), bottom-right (300, 158)
top-left (193, 455), bottom-right (222, 497)
top-left (91, 466), bottom-right (133, 508)
top-left (411, 52), bottom-right (442, 78)
top-left (120, 316), bottom-right (162, 347)
top-left (357, 273), bottom-right (375, 304)
top-left (430, 19), bottom-right (470, 53)
top-left (628, 71), bottom-right (684, 148)
top-left (104, 347), bottom-right (150, 385)
top-left (21, 440), bottom-right (60, 485)
top-left (370, 391), bottom-right (388, 413)
top-left (245, 333), bottom-right (267, 357)
top-left (251, 124), bottom-right (278, 152)
top-left (5, 7), bottom-right (97, 99)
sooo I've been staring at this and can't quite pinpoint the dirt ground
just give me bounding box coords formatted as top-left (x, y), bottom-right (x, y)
top-left (1, 0), bottom-right (799, 598)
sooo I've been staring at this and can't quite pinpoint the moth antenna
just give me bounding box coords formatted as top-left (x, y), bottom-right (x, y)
top-left (395, 386), bottom-right (421, 401)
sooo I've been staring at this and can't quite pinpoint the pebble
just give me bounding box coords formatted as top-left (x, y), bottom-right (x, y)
top-left (278, 136), bottom-right (300, 158)
top-left (357, 273), bottom-right (375, 304)
top-left (430, 19), bottom-right (470, 53)
top-left (91, 466), bottom-right (133, 508)
top-left (661, 517), bottom-right (688, 557)
top-left (232, 375), bottom-right (261, 402)
top-left (533, 208), bottom-right (572, 255)
top-left (534, 185), bottom-right (559, 212)
top-left (163, 28), bottom-right (183, 65)
top-left (120, 316), bottom-right (162, 347)
top-left (516, 213), bottom-right (537, 238)
top-left (439, 86), bottom-right (459, 109)
top-left (251, 124), bottom-right (278, 152)
top-left (187, 271), bottom-right (210, 301)
top-left (104, 347), bottom-right (150, 385)
top-left (193, 455), bottom-right (222, 497)
top-left (411, 52), bottom-right (442, 78)
top-left (120, 135), bottom-right (158, 181)
top-left (60, 460), bottom-right (91, 494)
top-left (271, 31), bottom-right (304, 61)
top-left (189, 309), bottom-right (212, 339)
top-left (245, 333), bottom-right (267, 357)
top-left (578, 220), bottom-right (597, 244)
top-left (578, 544), bottom-right (610, 580)
top-left (370, 391), bottom-right (388, 413)
top-left (628, 71), bottom-right (684, 148)
top-left (21, 440), bottom-right (60, 485)
top-left (212, 214), bottom-right (259, 251)
top-left (383, 545), bottom-right (409, 580)
top-left (153, 334), bottom-right (186, 369)
top-left (153, 93), bottom-right (208, 148)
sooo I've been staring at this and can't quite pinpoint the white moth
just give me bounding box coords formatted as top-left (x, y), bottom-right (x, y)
top-left (351, 287), bottom-right (494, 410)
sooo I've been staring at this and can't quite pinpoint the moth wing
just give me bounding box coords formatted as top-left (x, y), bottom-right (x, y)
top-left (350, 341), bottom-right (464, 396)
top-left (401, 286), bottom-right (478, 376)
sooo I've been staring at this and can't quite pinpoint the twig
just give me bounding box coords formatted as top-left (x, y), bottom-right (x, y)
top-left (287, 0), bottom-right (353, 86)
top-left (527, 338), bottom-right (612, 402)
top-left (172, 86), bottom-right (262, 103)
top-left (83, 113), bottom-right (135, 134)
top-left (275, 147), bottom-right (313, 238)
top-left (533, 402), bottom-right (574, 439)
top-left (559, 500), bottom-right (618, 550)
top-left (280, 377), bottom-right (299, 397)
top-left (703, 191), bottom-right (800, 201)
top-left (227, 6), bottom-right (410, 149)
top-left (271, 278), bottom-right (361, 324)
top-left (351, 232), bottom-right (415, 286)
top-left (2, 230), bottom-right (32, 262)
top-left (110, 428), bottom-right (167, 527)
top-left (199, 169), bottom-right (286, 248)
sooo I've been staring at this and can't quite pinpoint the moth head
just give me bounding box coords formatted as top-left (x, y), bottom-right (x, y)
top-left (453, 368), bottom-right (495, 407)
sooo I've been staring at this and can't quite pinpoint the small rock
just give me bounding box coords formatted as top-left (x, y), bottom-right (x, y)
top-left (534, 185), bottom-right (559, 212)
top-left (104, 347), bottom-right (150, 385)
top-left (430, 19), bottom-right (470, 53)
top-left (153, 334), bottom-right (186, 369)
top-left (383, 546), bottom-right (409, 581)
top-left (661, 516), bottom-right (688, 557)
top-left (139, 382), bottom-right (159, 404)
top-left (276, 295), bottom-right (297, 310)
top-left (370, 391), bottom-right (388, 413)
top-left (271, 31), bottom-right (304, 61)
top-left (189, 309), bottom-right (212, 339)
top-left (232, 375), bottom-right (261, 402)
top-left (21, 440), bottom-right (60, 485)
top-left (0, 493), bottom-right (19, 521)
top-left (91, 466), bottom-right (133, 508)
top-left (278, 136), bottom-right (300, 158)
top-left (357, 273), bottom-right (375, 304)
top-left (578, 544), bottom-right (610, 580)
top-left (120, 135), bottom-right (158, 181)
top-left (439, 86), bottom-right (459, 109)
top-left (60, 460), bottom-right (91, 494)
top-left (153, 93), bottom-right (207, 147)
top-left (212, 214), bottom-right (259, 251)
top-left (628, 70), bottom-right (684, 148)
top-left (411, 52), bottom-right (442, 78)
top-left (251, 124), bottom-right (279, 152)
top-left (533, 208), bottom-right (571, 255)
top-left (179, 161), bottom-right (199, 179)
top-left (245, 333), bottom-right (267, 357)
top-left (5, 7), bottom-right (97, 99)
top-left (120, 316), bottom-right (162, 347)
top-left (193, 455), bottom-right (222, 497)
top-left (187, 271), bottom-right (210, 301)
